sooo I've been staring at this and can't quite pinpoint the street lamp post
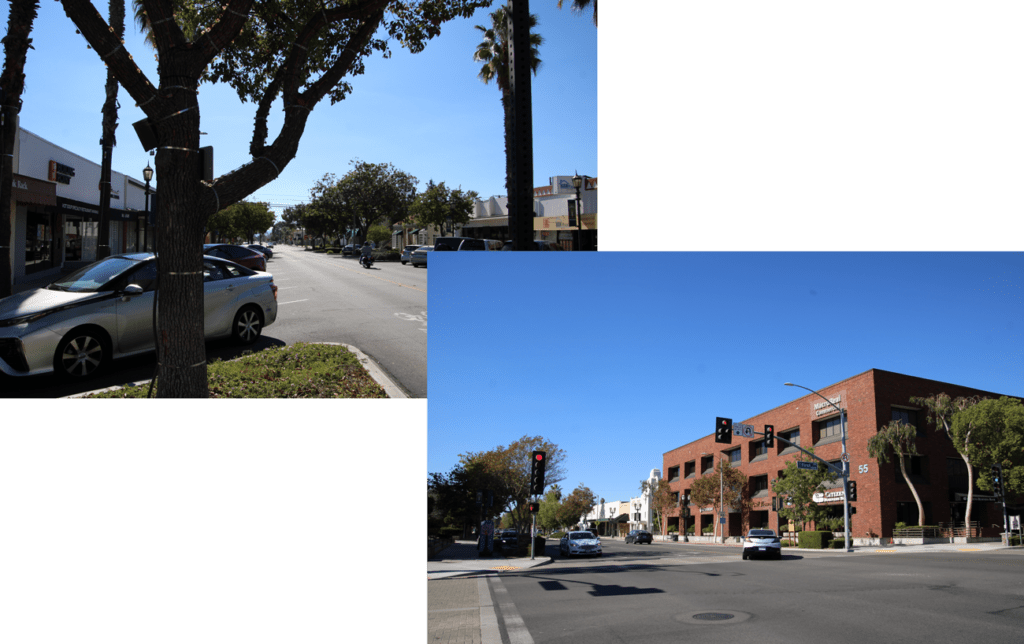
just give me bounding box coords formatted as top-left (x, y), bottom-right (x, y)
top-left (142, 163), bottom-right (153, 252)
top-left (785, 381), bottom-right (852, 552)
top-left (571, 173), bottom-right (584, 251)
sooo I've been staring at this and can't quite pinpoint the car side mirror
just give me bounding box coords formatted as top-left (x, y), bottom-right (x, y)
top-left (121, 284), bottom-right (144, 301)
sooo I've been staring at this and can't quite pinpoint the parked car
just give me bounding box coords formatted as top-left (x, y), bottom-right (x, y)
top-left (457, 238), bottom-right (504, 251)
top-left (433, 237), bottom-right (472, 251)
top-left (742, 529), bottom-right (783, 560)
top-left (496, 530), bottom-right (519, 551)
top-left (0, 253), bottom-right (278, 379)
top-left (500, 240), bottom-right (564, 251)
top-left (203, 243), bottom-right (267, 271)
top-left (411, 245), bottom-right (431, 268)
top-left (559, 531), bottom-right (602, 558)
top-left (400, 245), bottom-right (420, 265)
top-left (624, 530), bottom-right (653, 545)
top-left (342, 244), bottom-right (357, 256)
top-left (247, 243), bottom-right (273, 259)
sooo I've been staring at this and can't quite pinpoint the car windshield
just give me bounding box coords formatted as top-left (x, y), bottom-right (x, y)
top-left (748, 530), bottom-right (776, 538)
top-left (569, 532), bottom-right (594, 540)
top-left (48, 257), bottom-right (141, 292)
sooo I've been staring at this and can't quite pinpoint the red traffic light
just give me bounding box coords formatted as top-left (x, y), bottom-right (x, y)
top-left (535, 453), bottom-right (544, 461)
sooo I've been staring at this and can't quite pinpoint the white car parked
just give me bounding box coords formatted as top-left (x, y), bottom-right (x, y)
top-left (559, 531), bottom-right (602, 558)
top-left (742, 529), bottom-right (783, 560)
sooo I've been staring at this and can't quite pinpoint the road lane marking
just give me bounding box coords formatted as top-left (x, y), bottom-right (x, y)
top-left (479, 576), bottom-right (502, 644)
top-left (277, 299), bottom-right (309, 305)
top-left (490, 576), bottom-right (535, 644)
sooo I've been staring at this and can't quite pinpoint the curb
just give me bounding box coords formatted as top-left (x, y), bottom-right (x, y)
top-left (66, 342), bottom-right (408, 399)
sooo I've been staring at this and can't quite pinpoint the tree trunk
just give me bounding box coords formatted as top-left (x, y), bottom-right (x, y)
top-left (0, 0), bottom-right (40, 298)
top-left (899, 457), bottom-right (926, 527)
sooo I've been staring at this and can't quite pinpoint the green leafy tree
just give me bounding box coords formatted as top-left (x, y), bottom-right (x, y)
top-left (473, 4), bottom-right (542, 190)
top-left (60, 0), bottom-right (490, 396)
top-left (408, 180), bottom-right (477, 236)
top-left (536, 489), bottom-right (562, 532)
top-left (459, 435), bottom-right (566, 536)
top-left (641, 479), bottom-right (674, 536)
top-left (366, 224), bottom-right (392, 248)
top-left (689, 460), bottom-right (748, 542)
top-left (557, 0), bottom-right (596, 26)
top-left (428, 461), bottom-right (496, 537)
top-left (555, 483), bottom-right (595, 530)
top-left (868, 420), bottom-right (925, 527)
top-left (0, 0), bottom-right (40, 297)
top-left (312, 161), bottom-right (418, 244)
top-left (231, 201), bottom-right (276, 243)
top-left (771, 451), bottom-right (838, 532)
top-left (911, 393), bottom-right (984, 530)
top-left (953, 397), bottom-right (1024, 497)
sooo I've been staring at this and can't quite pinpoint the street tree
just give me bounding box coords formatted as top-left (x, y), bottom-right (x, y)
top-left (557, 0), bottom-right (596, 26)
top-left (868, 420), bottom-right (926, 526)
top-left (911, 393), bottom-right (983, 530)
top-left (555, 483), bottom-right (595, 530)
top-left (366, 224), bottom-right (392, 248)
top-left (689, 460), bottom-right (748, 541)
top-left (231, 201), bottom-right (276, 243)
top-left (641, 478), bottom-right (674, 535)
top-left (428, 461), bottom-right (496, 537)
top-left (59, 0), bottom-right (491, 396)
top-left (96, 0), bottom-right (126, 260)
top-left (473, 4), bottom-right (541, 191)
top-left (536, 489), bottom-right (561, 532)
top-left (311, 161), bottom-right (418, 245)
top-left (0, 0), bottom-right (40, 298)
top-left (771, 451), bottom-right (837, 532)
top-left (459, 435), bottom-right (566, 536)
top-left (952, 396), bottom-right (1024, 497)
top-left (408, 180), bottom-right (477, 236)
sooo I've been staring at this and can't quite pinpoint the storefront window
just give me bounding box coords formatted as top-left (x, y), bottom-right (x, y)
top-left (64, 217), bottom-right (83, 262)
top-left (81, 221), bottom-right (99, 262)
top-left (25, 211), bottom-right (54, 273)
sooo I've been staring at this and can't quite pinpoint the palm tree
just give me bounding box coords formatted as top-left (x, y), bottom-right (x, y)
top-left (557, 0), bottom-right (597, 26)
top-left (473, 5), bottom-right (542, 190)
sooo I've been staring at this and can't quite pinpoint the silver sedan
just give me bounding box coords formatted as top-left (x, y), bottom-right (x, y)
top-left (0, 253), bottom-right (278, 379)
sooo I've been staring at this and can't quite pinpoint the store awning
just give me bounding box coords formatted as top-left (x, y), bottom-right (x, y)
top-left (12, 174), bottom-right (56, 207)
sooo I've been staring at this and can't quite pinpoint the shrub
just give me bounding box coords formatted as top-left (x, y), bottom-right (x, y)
top-left (798, 531), bottom-right (833, 549)
top-left (668, 525), bottom-right (678, 533)
top-left (439, 526), bottom-right (463, 540)
top-left (702, 526), bottom-right (714, 534)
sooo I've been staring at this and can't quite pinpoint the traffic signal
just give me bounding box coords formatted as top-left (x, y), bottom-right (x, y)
top-left (992, 463), bottom-right (1004, 499)
top-left (529, 502), bottom-right (539, 513)
top-left (764, 424), bottom-right (775, 448)
top-left (715, 417), bottom-right (733, 444)
top-left (530, 451), bottom-right (547, 494)
top-left (846, 480), bottom-right (857, 502)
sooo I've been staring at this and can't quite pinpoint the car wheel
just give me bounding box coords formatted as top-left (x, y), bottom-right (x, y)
top-left (232, 305), bottom-right (264, 345)
top-left (54, 327), bottom-right (111, 379)
top-left (401, 261), bottom-right (407, 265)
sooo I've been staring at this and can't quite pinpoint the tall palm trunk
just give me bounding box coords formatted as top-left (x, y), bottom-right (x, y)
top-left (898, 456), bottom-right (926, 527)
top-left (0, 0), bottom-right (40, 297)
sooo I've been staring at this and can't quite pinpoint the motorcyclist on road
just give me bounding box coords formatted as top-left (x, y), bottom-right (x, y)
top-left (360, 241), bottom-right (373, 266)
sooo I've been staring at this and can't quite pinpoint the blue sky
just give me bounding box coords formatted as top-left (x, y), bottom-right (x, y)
top-left (2, 1), bottom-right (595, 215)
top-left (428, 252), bottom-right (1023, 503)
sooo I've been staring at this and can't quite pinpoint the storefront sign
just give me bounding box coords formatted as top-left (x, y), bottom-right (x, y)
top-left (812, 489), bottom-right (846, 503)
top-left (48, 160), bottom-right (76, 185)
top-left (814, 395), bottom-right (843, 417)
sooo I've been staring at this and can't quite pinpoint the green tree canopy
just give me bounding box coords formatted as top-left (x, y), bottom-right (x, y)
top-left (689, 460), bottom-right (748, 540)
top-left (408, 180), bottom-right (478, 235)
top-left (952, 397), bottom-right (1024, 496)
top-left (428, 460), bottom-right (497, 536)
top-left (556, 483), bottom-right (595, 530)
top-left (771, 450), bottom-right (838, 531)
top-left (310, 161), bottom-right (418, 244)
top-left (536, 489), bottom-right (561, 532)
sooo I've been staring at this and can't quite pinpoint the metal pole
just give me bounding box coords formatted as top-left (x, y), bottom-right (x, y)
top-left (531, 505), bottom-right (536, 560)
top-left (720, 455), bottom-right (725, 544)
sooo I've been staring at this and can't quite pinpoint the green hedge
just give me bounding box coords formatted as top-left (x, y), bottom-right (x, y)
top-left (798, 531), bottom-right (833, 549)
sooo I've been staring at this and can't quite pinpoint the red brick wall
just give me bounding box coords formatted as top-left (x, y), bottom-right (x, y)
top-left (662, 369), bottom-right (1018, 539)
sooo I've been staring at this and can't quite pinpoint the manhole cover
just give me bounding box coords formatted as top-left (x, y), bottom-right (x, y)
top-left (693, 613), bottom-right (734, 621)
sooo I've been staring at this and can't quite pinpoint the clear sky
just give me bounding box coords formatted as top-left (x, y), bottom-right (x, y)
top-left (1, 1), bottom-right (596, 215)
top-left (428, 252), bottom-right (1023, 504)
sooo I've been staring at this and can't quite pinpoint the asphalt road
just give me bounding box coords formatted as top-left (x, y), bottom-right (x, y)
top-left (0, 244), bottom-right (428, 398)
top-left (487, 539), bottom-right (1024, 643)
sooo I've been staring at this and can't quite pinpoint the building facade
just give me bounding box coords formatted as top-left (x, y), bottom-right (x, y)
top-left (5, 126), bottom-right (155, 287)
top-left (662, 369), bottom-right (1020, 542)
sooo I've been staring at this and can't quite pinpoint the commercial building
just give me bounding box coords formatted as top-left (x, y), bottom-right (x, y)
top-left (4, 126), bottom-right (156, 287)
top-left (662, 369), bottom-right (1021, 542)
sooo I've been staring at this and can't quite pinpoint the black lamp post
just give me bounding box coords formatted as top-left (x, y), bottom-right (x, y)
top-left (142, 163), bottom-right (153, 252)
top-left (571, 172), bottom-right (584, 251)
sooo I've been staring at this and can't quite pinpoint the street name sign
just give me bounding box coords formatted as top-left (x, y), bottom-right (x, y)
top-left (797, 461), bottom-right (817, 471)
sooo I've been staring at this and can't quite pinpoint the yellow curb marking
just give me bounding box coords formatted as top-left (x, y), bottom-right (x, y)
top-left (875, 550), bottom-right (897, 553)
top-left (491, 566), bottom-right (520, 571)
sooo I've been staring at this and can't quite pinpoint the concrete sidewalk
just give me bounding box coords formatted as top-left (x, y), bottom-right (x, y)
top-left (428, 540), bottom-right (552, 580)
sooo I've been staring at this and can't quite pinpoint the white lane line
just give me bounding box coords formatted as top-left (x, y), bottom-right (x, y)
top-left (479, 576), bottom-right (502, 644)
top-left (277, 299), bottom-right (309, 305)
top-left (490, 575), bottom-right (535, 644)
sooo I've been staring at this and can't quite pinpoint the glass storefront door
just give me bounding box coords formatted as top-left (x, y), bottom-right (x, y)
top-left (64, 216), bottom-right (83, 262)
top-left (26, 211), bottom-right (55, 273)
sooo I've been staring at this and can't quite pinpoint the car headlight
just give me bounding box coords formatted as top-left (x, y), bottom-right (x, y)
top-left (0, 310), bottom-right (53, 327)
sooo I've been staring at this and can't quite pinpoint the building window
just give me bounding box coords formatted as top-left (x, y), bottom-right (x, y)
top-left (726, 449), bottom-right (741, 465)
top-left (684, 461), bottom-right (695, 478)
top-left (892, 407), bottom-right (922, 436)
top-left (947, 457), bottom-right (968, 493)
top-left (780, 428), bottom-right (800, 449)
top-left (668, 466), bottom-right (680, 481)
top-left (895, 455), bottom-right (928, 482)
top-left (701, 455), bottom-right (714, 474)
top-left (896, 501), bottom-right (932, 526)
top-left (751, 475), bottom-right (769, 493)
top-left (750, 439), bottom-right (767, 459)
top-left (814, 416), bottom-right (843, 445)
top-left (671, 492), bottom-right (679, 504)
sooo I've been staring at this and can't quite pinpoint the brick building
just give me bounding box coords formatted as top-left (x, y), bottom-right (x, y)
top-left (662, 369), bottom-right (1021, 542)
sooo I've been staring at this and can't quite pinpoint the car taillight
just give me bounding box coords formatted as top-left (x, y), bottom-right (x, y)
top-left (270, 280), bottom-right (277, 300)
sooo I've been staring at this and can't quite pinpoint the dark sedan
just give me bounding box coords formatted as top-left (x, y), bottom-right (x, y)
top-left (203, 244), bottom-right (267, 271)
top-left (247, 244), bottom-right (273, 259)
top-left (624, 530), bottom-right (653, 544)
